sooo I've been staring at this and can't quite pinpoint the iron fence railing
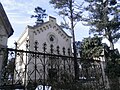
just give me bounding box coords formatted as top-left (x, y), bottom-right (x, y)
top-left (0, 44), bottom-right (106, 90)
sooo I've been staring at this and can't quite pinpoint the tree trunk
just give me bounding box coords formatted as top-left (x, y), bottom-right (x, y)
top-left (109, 40), bottom-right (114, 50)
top-left (69, 0), bottom-right (79, 80)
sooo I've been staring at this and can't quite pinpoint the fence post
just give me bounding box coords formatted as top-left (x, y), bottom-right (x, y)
top-left (43, 42), bottom-right (47, 90)
top-left (34, 40), bottom-right (39, 89)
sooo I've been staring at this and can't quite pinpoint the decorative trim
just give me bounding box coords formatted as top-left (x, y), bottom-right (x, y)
top-left (58, 31), bottom-right (61, 34)
top-left (46, 25), bottom-right (49, 29)
top-left (33, 31), bottom-right (37, 35)
top-left (43, 27), bottom-right (46, 30)
top-left (49, 24), bottom-right (52, 28)
top-left (63, 36), bottom-right (66, 39)
top-left (37, 29), bottom-right (40, 33)
top-left (55, 28), bottom-right (59, 31)
top-left (47, 32), bottom-right (58, 45)
top-left (53, 25), bottom-right (56, 29)
top-left (66, 39), bottom-right (68, 41)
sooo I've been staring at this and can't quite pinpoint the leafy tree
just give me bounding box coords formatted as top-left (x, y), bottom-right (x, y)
top-left (83, 1), bottom-right (120, 89)
top-left (83, 0), bottom-right (120, 50)
top-left (31, 7), bottom-right (48, 25)
top-left (105, 48), bottom-right (120, 90)
top-left (105, 49), bottom-right (120, 77)
top-left (80, 36), bottom-right (103, 59)
top-left (49, 0), bottom-right (83, 80)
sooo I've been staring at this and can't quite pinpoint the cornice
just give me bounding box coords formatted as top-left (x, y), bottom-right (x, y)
top-left (0, 3), bottom-right (14, 37)
top-left (32, 22), bottom-right (72, 42)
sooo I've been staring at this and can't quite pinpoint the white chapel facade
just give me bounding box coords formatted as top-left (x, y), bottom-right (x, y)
top-left (17, 16), bottom-right (72, 54)
top-left (15, 16), bottom-right (73, 84)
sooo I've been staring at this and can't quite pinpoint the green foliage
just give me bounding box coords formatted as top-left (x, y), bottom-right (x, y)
top-left (84, 0), bottom-right (120, 49)
top-left (105, 49), bottom-right (120, 78)
top-left (31, 7), bottom-right (47, 25)
top-left (80, 36), bottom-right (103, 59)
top-left (50, 0), bottom-right (83, 80)
top-left (49, 0), bottom-right (69, 9)
top-left (49, 0), bottom-right (83, 30)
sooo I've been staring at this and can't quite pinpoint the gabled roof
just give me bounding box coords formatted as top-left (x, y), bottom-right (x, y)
top-left (28, 16), bottom-right (71, 38)
top-left (56, 24), bottom-right (72, 38)
top-left (0, 3), bottom-right (14, 37)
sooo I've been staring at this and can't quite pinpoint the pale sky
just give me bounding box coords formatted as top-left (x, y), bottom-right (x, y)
top-left (0, 0), bottom-right (120, 51)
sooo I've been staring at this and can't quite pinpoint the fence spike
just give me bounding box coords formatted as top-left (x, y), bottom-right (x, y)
top-left (34, 40), bottom-right (39, 51)
top-left (63, 47), bottom-right (65, 55)
top-left (50, 44), bottom-right (54, 54)
top-left (43, 42), bottom-right (47, 52)
top-left (57, 46), bottom-right (60, 55)
top-left (26, 40), bottom-right (30, 50)
top-left (68, 48), bottom-right (70, 56)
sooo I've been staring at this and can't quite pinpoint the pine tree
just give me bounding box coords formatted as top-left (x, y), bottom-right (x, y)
top-left (49, 0), bottom-right (83, 80)
top-left (31, 7), bottom-right (47, 25)
top-left (84, 0), bottom-right (120, 50)
top-left (83, 1), bottom-right (120, 89)
top-left (50, 0), bottom-right (83, 29)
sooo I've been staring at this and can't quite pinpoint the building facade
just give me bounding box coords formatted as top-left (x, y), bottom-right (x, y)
top-left (15, 16), bottom-right (73, 86)
top-left (17, 16), bottom-right (72, 54)
top-left (0, 2), bottom-right (14, 77)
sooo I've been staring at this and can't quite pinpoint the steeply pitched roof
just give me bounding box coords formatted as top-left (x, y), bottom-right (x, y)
top-left (0, 3), bottom-right (14, 37)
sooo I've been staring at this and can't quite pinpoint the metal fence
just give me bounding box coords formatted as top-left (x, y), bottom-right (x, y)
top-left (0, 44), bottom-right (106, 90)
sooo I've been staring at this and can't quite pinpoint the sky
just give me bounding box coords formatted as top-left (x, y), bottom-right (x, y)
top-left (0, 0), bottom-right (120, 51)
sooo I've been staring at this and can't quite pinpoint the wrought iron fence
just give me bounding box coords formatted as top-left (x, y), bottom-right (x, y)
top-left (0, 43), bottom-right (106, 90)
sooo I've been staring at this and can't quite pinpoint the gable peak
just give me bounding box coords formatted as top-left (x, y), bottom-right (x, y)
top-left (49, 16), bottom-right (56, 23)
